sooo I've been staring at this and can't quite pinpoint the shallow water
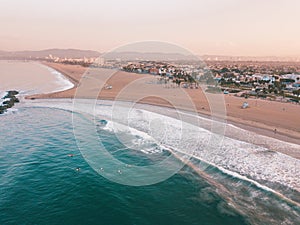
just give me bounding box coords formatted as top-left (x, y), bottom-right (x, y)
top-left (0, 60), bottom-right (73, 95)
top-left (1, 107), bottom-right (299, 225)
top-left (0, 107), bottom-right (249, 225)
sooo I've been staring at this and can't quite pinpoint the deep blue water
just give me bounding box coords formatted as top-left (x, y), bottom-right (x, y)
top-left (0, 107), bottom-right (299, 225)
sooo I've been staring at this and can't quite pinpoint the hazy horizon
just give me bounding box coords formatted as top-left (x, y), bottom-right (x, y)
top-left (2, 48), bottom-right (300, 59)
top-left (1, 0), bottom-right (300, 57)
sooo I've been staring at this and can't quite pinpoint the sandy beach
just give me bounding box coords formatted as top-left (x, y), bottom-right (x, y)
top-left (26, 62), bottom-right (300, 153)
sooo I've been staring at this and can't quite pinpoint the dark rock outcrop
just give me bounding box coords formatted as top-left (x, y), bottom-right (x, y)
top-left (0, 90), bottom-right (20, 114)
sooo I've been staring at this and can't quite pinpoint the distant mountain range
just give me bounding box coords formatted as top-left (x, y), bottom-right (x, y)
top-left (0, 49), bottom-right (197, 61)
top-left (103, 51), bottom-right (198, 61)
top-left (0, 49), bottom-right (299, 62)
top-left (0, 49), bottom-right (101, 59)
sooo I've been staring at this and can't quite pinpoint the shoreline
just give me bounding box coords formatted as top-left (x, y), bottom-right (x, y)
top-left (26, 62), bottom-right (300, 152)
top-left (41, 62), bottom-right (79, 88)
top-left (0, 60), bottom-right (74, 97)
top-left (22, 97), bottom-right (300, 194)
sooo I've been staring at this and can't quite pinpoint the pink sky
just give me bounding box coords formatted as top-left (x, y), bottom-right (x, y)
top-left (1, 0), bottom-right (299, 56)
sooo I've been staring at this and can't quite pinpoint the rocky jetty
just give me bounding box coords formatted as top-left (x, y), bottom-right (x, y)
top-left (0, 90), bottom-right (20, 114)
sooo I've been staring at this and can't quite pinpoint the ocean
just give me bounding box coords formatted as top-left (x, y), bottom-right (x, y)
top-left (1, 105), bottom-right (299, 225)
top-left (0, 107), bottom-right (249, 225)
top-left (0, 61), bottom-right (300, 225)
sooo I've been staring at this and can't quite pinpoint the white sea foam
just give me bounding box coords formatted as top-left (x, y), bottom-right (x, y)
top-left (0, 61), bottom-right (74, 98)
top-left (42, 65), bottom-right (74, 93)
top-left (0, 91), bottom-right (19, 115)
top-left (103, 120), bottom-right (151, 139)
top-left (5, 108), bottom-right (18, 114)
top-left (22, 99), bottom-right (300, 194)
top-left (0, 91), bottom-right (7, 98)
top-left (0, 91), bottom-right (7, 105)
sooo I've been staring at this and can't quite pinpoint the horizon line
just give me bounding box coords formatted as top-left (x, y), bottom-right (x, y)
top-left (1, 48), bottom-right (300, 59)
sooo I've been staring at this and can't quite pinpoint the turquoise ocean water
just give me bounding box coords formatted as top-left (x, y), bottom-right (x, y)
top-left (0, 106), bottom-right (299, 225)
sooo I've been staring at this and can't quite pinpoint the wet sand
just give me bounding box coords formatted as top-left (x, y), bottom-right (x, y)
top-left (27, 62), bottom-right (300, 151)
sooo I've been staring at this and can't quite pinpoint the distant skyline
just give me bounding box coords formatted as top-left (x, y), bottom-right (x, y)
top-left (1, 0), bottom-right (300, 56)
